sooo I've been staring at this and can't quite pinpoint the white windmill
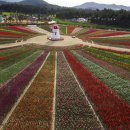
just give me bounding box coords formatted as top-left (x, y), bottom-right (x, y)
top-left (51, 24), bottom-right (61, 40)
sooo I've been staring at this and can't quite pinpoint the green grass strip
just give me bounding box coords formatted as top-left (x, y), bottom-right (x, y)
top-left (60, 25), bottom-right (66, 34)
top-left (0, 49), bottom-right (37, 70)
top-left (0, 46), bottom-right (28, 57)
top-left (0, 50), bottom-right (42, 84)
top-left (72, 50), bottom-right (130, 103)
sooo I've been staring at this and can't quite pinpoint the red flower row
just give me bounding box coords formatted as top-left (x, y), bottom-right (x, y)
top-left (67, 26), bottom-right (76, 34)
top-left (8, 26), bottom-right (35, 33)
top-left (0, 31), bottom-right (24, 37)
top-left (64, 51), bottom-right (130, 129)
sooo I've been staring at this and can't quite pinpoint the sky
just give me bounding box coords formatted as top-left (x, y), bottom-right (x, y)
top-left (6, 0), bottom-right (130, 7)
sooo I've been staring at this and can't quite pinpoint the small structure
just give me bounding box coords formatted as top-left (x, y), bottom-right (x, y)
top-left (48, 20), bottom-right (56, 24)
top-left (48, 24), bottom-right (63, 41)
top-left (52, 24), bottom-right (60, 39)
top-left (0, 15), bottom-right (4, 23)
top-left (77, 18), bottom-right (88, 22)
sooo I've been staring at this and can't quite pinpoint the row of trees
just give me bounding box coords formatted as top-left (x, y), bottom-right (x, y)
top-left (0, 4), bottom-right (130, 28)
top-left (56, 8), bottom-right (130, 28)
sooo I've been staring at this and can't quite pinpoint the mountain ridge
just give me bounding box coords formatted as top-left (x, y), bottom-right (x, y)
top-left (74, 2), bottom-right (130, 10)
top-left (0, 0), bottom-right (60, 8)
top-left (0, 0), bottom-right (48, 5)
top-left (0, 1), bottom-right (130, 10)
top-left (19, 0), bottom-right (48, 6)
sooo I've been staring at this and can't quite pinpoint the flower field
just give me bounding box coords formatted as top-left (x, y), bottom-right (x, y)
top-left (0, 45), bottom-right (130, 130)
top-left (0, 26), bottom-right (40, 44)
top-left (82, 47), bottom-right (130, 71)
top-left (4, 52), bottom-right (55, 130)
top-left (72, 28), bottom-right (130, 47)
top-left (66, 25), bottom-right (76, 34)
top-left (64, 50), bottom-right (130, 129)
top-left (0, 49), bottom-right (48, 125)
top-left (0, 46), bottom-right (43, 84)
top-left (0, 24), bottom-right (130, 129)
top-left (55, 52), bottom-right (103, 129)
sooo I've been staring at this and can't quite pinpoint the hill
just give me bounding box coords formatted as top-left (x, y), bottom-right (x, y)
top-left (0, 0), bottom-right (60, 9)
top-left (74, 2), bottom-right (130, 10)
top-left (0, 0), bottom-right (7, 4)
top-left (19, 0), bottom-right (48, 6)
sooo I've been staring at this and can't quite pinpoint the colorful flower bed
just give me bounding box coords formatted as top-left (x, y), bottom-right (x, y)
top-left (79, 28), bottom-right (97, 35)
top-left (71, 50), bottom-right (130, 102)
top-left (64, 50), bottom-right (130, 129)
top-left (0, 26), bottom-right (40, 44)
top-left (0, 27), bottom-right (31, 35)
top-left (71, 27), bottom-right (83, 35)
top-left (0, 46), bottom-right (26, 54)
top-left (76, 50), bottom-right (130, 81)
top-left (83, 47), bottom-right (130, 70)
top-left (94, 47), bottom-right (130, 55)
top-left (0, 31), bottom-right (24, 37)
top-left (75, 28), bottom-right (130, 47)
top-left (86, 30), bottom-right (111, 37)
top-left (55, 52), bottom-right (102, 130)
top-left (0, 38), bottom-right (20, 44)
top-left (0, 48), bottom-right (37, 71)
top-left (8, 26), bottom-right (36, 33)
top-left (89, 31), bottom-right (130, 38)
top-left (67, 25), bottom-right (76, 34)
top-left (4, 52), bottom-right (55, 130)
top-left (75, 27), bottom-right (88, 35)
top-left (91, 37), bottom-right (130, 47)
top-left (0, 51), bottom-right (48, 124)
top-left (0, 48), bottom-right (32, 61)
top-left (0, 50), bottom-right (42, 84)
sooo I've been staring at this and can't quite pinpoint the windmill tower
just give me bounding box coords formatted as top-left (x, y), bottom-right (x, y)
top-left (51, 24), bottom-right (60, 40)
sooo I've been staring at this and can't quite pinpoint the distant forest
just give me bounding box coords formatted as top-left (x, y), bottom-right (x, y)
top-left (0, 4), bottom-right (130, 28)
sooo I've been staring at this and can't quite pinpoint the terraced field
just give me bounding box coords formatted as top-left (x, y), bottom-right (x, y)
top-left (0, 44), bottom-right (130, 130)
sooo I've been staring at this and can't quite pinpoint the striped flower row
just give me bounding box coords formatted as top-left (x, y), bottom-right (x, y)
top-left (65, 50), bottom-right (130, 129)
top-left (55, 52), bottom-right (102, 130)
top-left (0, 51), bottom-right (48, 124)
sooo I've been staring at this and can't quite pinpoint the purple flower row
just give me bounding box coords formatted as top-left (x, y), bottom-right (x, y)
top-left (0, 51), bottom-right (48, 124)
